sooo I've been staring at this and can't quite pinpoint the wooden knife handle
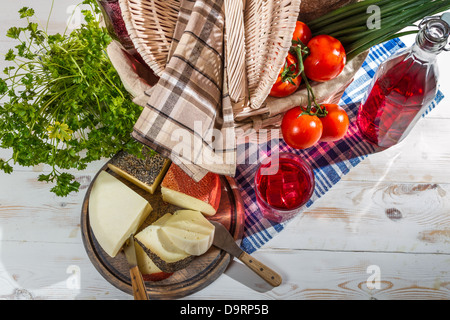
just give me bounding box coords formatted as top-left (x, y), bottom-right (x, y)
top-left (129, 265), bottom-right (149, 300)
top-left (238, 251), bottom-right (282, 287)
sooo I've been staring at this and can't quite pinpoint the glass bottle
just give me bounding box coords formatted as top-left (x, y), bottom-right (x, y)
top-left (97, 0), bottom-right (135, 51)
top-left (96, 0), bottom-right (159, 86)
top-left (356, 14), bottom-right (450, 148)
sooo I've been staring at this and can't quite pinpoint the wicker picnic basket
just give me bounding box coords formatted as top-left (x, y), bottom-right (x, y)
top-left (103, 0), bottom-right (368, 142)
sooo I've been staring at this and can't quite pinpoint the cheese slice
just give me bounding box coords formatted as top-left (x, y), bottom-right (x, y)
top-left (160, 210), bottom-right (215, 256)
top-left (89, 171), bottom-right (153, 258)
top-left (161, 164), bottom-right (221, 216)
top-left (134, 213), bottom-right (194, 273)
top-left (135, 240), bottom-right (173, 281)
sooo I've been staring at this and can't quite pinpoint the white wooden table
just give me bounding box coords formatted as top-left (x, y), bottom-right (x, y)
top-left (1, 1), bottom-right (449, 300)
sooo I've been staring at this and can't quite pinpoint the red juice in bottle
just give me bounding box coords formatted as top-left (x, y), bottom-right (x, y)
top-left (97, 0), bottom-right (134, 50)
top-left (96, 0), bottom-right (159, 86)
top-left (357, 16), bottom-right (449, 148)
top-left (255, 153), bottom-right (315, 222)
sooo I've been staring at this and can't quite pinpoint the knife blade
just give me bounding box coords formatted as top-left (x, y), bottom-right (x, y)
top-left (123, 234), bottom-right (149, 300)
top-left (211, 221), bottom-right (282, 287)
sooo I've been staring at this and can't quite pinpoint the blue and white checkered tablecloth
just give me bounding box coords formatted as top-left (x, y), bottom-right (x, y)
top-left (235, 38), bottom-right (445, 254)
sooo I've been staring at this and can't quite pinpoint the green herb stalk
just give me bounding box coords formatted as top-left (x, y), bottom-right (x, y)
top-left (0, 0), bottom-right (146, 196)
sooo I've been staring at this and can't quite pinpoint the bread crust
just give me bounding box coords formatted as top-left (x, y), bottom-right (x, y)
top-left (298, 0), bottom-right (357, 23)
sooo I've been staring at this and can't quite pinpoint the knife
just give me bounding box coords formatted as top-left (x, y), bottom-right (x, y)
top-left (123, 234), bottom-right (149, 300)
top-left (211, 221), bottom-right (282, 287)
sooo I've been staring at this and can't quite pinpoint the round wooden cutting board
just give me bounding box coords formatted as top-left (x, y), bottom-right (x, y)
top-left (81, 156), bottom-right (245, 300)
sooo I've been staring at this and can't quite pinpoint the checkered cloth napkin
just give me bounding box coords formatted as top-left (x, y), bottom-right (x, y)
top-left (132, 0), bottom-right (236, 182)
top-left (236, 38), bottom-right (446, 254)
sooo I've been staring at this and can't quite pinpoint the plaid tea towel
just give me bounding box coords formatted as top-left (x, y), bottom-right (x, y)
top-left (236, 38), bottom-right (446, 254)
top-left (132, 0), bottom-right (236, 182)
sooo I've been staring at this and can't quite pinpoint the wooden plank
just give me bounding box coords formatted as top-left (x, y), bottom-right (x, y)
top-left (0, 241), bottom-right (129, 300)
top-left (0, 169), bottom-right (101, 244)
top-left (267, 180), bottom-right (450, 254)
top-left (1, 241), bottom-right (449, 300)
top-left (342, 118), bottom-right (450, 183)
top-left (189, 249), bottom-right (450, 300)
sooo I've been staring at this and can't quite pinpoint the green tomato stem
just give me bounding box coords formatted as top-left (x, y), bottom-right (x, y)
top-left (291, 43), bottom-right (328, 118)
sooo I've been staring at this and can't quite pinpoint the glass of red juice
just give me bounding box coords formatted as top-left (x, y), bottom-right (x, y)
top-left (254, 153), bottom-right (315, 223)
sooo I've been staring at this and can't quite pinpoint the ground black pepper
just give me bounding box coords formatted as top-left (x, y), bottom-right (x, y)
top-left (110, 150), bottom-right (168, 186)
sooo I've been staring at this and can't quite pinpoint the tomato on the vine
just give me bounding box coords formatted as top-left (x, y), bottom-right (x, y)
top-left (281, 106), bottom-right (323, 149)
top-left (269, 52), bottom-right (301, 98)
top-left (319, 104), bottom-right (349, 142)
top-left (292, 21), bottom-right (312, 46)
top-left (304, 35), bottom-right (346, 82)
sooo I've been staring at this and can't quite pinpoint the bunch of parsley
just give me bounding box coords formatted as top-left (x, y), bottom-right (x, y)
top-left (0, 0), bottom-right (145, 196)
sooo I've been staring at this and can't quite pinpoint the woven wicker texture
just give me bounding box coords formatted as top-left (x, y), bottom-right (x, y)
top-left (244, 0), bottom-right (300, 109)
top-left (224, 0), bottom-right (247, 106)
top-left (119, 0), bottom-right (301, 110)
top-left (243, 0), bottom-right (301, 110)
top-left (119, 0), bottom-right (181, 77)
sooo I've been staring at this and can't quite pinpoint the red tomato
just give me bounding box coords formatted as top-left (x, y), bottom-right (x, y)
top-left (281, 106), bottom-right (323, 149)
top-left (269, 52), bottom-right (301, 98)
top-left (304, 35), bottom-right (346, 82)
top-left (319, 104), bottom-right (349, 142)
top-left (292, 21), bottom-right (312, 46)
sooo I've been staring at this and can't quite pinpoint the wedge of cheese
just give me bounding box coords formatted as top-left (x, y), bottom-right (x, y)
top-left (89, 171), bottom-right (153, 258)
top-left (160, 210), bottom-right (215, 256)
top-left (135, 213), bottom-right (194, 273)
top-left (108, 151), bottom-right (171, 194)
top-left (161, 164), bottom-right (221, 216)
top-left (135, 240), bottom-right (173, 282)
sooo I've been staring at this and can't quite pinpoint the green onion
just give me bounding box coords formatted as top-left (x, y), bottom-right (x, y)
top-left (308, 0), bottom-right (450, 60)
top-left (346, 30), bottom-right (418, 58)
top-left (307, 0), bottom-right (391, 29)
top-left (311, 0), bottom-right (417, 36)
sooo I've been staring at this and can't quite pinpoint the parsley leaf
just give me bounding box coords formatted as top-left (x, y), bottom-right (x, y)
top-left (0, 0), bottom-right (147, 196)
top-left (19, 7), bottom-right (35, 19)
